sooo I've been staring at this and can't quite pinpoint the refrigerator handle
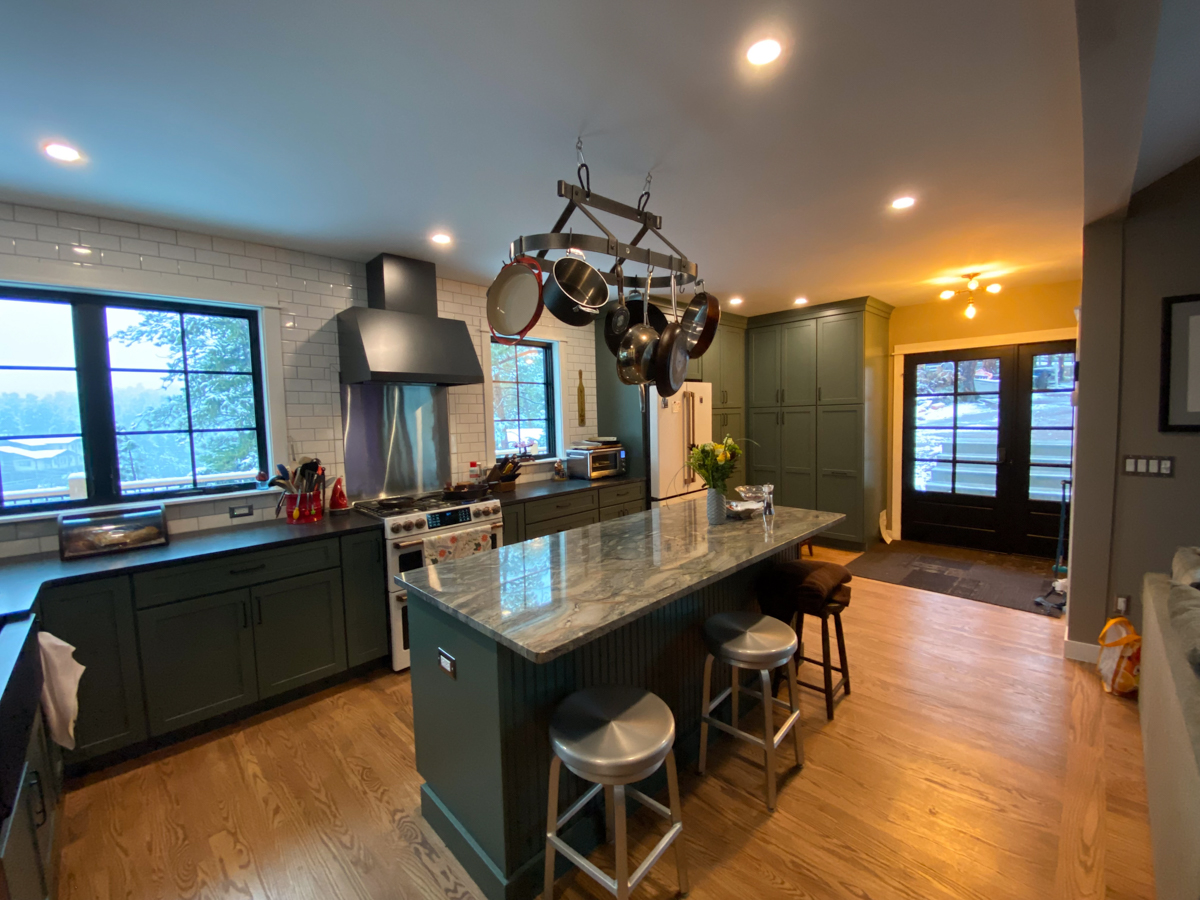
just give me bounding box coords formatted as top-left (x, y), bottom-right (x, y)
top-left (681, 391), bottom-right (692, 485)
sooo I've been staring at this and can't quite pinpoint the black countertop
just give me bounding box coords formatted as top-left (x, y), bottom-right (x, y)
top-left (0, 511), bottom-right (381, 623)
top-left (495, 475), bottom-right (646, 506)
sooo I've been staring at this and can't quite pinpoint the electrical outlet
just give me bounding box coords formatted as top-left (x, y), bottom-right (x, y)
top-left (438, 648), bottom-right (457, 679)
top-left (228, 504), bottom-right (254, 519)
top-left (1116, 596), bottom-right (1129, 614)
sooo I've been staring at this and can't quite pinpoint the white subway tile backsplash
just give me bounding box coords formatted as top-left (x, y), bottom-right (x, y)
top-left (139, 225), bottom-right (177, 244)
top-left (14, 206), bottom-right (58, 226)
top-left (120, 237), bottom-right (160, 256)
top-left (0, 221), bottom-right (38, 240)
top-left (14, 239), bottom-right (60, 259)
top-left (99, 218), bottom-right (140, 237)
top-left (177, 231), bottom-right (213, 250)
top-left (211, 236), bottom-right (246, 255)
top-left (98, 249), bottom-right (142, 268)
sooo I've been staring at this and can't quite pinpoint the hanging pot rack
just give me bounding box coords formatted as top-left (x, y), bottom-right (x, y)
top-left (509, 179), bottom-right (698, 291)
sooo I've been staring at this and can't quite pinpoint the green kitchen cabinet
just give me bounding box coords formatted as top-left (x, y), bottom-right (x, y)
top-left (681, 320), bottom-right (745, 410)
top-left (340, 531), bottom-right (390, 667)
top-left (782, 320), bottom-right (817, 406)
top-left (37, 576), bottom-right (147, 762)
top-left (24, 713), bottom-right (59, 889)
top-left (714, 409), bottom-right (746, 487)
top-left (780, 407), bottom-right (817, 510)
top-left (747, 409), bottom-right (781, 486)
top-left (137, 589), bottom-right (258, 735)
top-left (748, 326), bottom-right (781, 408)
top-left (252, 569), bottom-right (348, 699)
top-left (524, 509), bottom-right (599, 540)
top-left (816, 313), bottom-right (864, 404)
top-left (817, 404), bottom-right (865, 542)
top-left (502, 504), bottom-right (526, 545)
top-left (0, 766), bottom-right (46, 900)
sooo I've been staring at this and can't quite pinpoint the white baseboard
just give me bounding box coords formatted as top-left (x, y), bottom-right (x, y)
top-left (1063, 639), bottom-right (1100, 663)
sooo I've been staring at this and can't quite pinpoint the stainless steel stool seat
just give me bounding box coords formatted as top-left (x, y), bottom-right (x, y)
top-left (698, 611), bottom-right (803, 811)
top-left (544, 687), bottom-right (688, 899)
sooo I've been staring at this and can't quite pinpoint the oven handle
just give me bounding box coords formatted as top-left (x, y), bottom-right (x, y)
top-left (395, 538), bottom-right (424, 549)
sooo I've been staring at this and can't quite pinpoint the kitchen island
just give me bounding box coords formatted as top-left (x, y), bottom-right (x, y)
top-left (400, 499), bottom-right (843, 900)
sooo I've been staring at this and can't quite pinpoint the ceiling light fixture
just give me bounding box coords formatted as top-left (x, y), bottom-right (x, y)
top-left (966, 277), bottom-right (980, 290)
top-left (794, 297), bottom-right (807, 305)
top-left (746, 39), bottom-right (782, 65)
top-left (43, 142), bottom-right (82, 162)
top-left (986, 283), bottom-right (1002, 294)
top-left (728, 297), bottom-right (744, 306)
top-left (935, 272), bottom-right (1000, 318)
top-left (964, 301), bottom-right (977, 320)
top-left (430, 233), bottom-right (452, 245)
top-left (939, 290), bottom-right (955, 300)
top-left (891, 196), bottom-right (915, 210)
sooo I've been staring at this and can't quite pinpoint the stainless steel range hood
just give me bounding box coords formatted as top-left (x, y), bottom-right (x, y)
top-left (337, 253), bottom-right (484, 385)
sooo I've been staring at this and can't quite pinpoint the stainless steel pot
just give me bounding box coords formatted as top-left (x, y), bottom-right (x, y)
top-left (543, 255), bottom-right (609, 326)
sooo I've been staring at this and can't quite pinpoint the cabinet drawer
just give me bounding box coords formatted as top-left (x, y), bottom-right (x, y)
top-left (598, 504), bottom-right (641, 522)
top-left (525, 509), bottom-right (599, 540)
top-left (132, 539), bottom-right (341, 608)
top-left (524, 490), bottom-right (597, 524)
top-left (599, 482), bottom-right (645, 508)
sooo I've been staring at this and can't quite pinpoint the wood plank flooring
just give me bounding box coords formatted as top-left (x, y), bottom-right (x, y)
top-left (55, 548), bottom-right (1155, 900)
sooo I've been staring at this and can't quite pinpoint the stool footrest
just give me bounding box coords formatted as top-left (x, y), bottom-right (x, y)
top-left (555, 782), bottom-right (603, 832)
top-left (548, 804), bottom-right (683, 897)
top-left (701, 707), bottom-right (800, 752)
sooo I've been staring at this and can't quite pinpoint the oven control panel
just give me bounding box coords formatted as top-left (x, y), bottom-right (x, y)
top-left (387, 502), bottom-right (503, 534)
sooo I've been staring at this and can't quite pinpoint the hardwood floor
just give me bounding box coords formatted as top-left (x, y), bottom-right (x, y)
top-left (55, 549), bottom-right (1155, 900)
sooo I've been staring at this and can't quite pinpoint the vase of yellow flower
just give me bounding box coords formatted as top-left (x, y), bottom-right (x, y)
top-left (687, 436), bottom-right (742, 525)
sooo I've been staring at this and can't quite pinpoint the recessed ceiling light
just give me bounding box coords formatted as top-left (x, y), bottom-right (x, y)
top-left (430, 233), bottom-right (452, 245)
top-left (746, 39), bottom-right (781, 66)
top-left (728, 297), bottom-right (743, 306)
top-left (43, 142), bottom-right (82, 162)
top-left (72, 246), bottom-right (92, 255)
top-left (939, 290), bottom-right (955, 300)
top-left (794, 297), bottom-right (807, 305)
top-left (986, 283), bottom-right (1002, 294)
top-left (891, 196), bottom-right (915, 209)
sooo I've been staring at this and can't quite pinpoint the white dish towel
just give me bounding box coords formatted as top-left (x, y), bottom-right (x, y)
top-left (38, 631), bottom-right (86, 750)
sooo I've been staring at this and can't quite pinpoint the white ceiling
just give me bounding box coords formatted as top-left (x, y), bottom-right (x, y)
top-left (0, 0), bottom-right (1084, 315)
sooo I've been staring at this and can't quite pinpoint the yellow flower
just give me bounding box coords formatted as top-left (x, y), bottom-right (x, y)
top-left (717, 451), bottom-right (728, 463)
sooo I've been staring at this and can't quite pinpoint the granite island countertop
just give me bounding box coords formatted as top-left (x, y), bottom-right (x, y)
top-left (400, 499), bottom-right (843, 663)
top-left (494, 475), bottom-right (646, 507)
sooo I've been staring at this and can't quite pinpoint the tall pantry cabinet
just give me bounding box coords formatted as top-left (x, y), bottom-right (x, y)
top-left (746, 297), bottom-right (892, 548)
top-left (686, 313), bottom-right (747, 488)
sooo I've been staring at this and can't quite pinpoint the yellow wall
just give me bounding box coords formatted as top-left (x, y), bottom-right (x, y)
top-left (885, 279), bottom-right (1080, 534)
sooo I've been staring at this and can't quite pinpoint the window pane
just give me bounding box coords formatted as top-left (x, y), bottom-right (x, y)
top-left (495, 421), bottom-right (518, 454)
top-left (188, 374), bottom-right (256, 429)
top-left (117, 433), bottom-right (193, 493)
top-left (915, 397), bottom-right (953, 427)
top-left (106, 308), bottom-right (182, 371)
top-left (955, 463), bottom-right (996, 496)
top-left (1032, 353), bottom-right (1074, 390)
top-left (0, 370), bottom-right (81, 436)
top-left (956, 395), bottom-right (999, 427)
top-left (913, 428), bottom-right (953, 460)
top-left (184, 314), bottom-right (252, 372)
top-left (1032, 392), bottom-right (1073, 427)
top-left (915, 362), bottom-right (954, 394)
top-left (493, 383), bottom-right (518, 420)
top-left (957, 359), bottom-right (1000, 393)
top-left (518, 383), bottom-right (548, 421)
top-left (193, 431), bottom-right (258, 484)
top-left (0, 437), bottom-right (86, 505)
top-left (492, 343), bottom-right (516, 381)
top-left (1030, 467), bottom-right (1070, 502)
top-left (0, 299), bottom-right (76, 368)
top-left (912, 459), bottom-right (952, 493)
top-left (1031, 429), bottom-right (1073, 464)
top-left (518, 425), bottom-right (547, 455)
top-left (956, 428), bottom-right (998, 462)
top-left (515, 345), bottom-right (547, 382)
top-left (111, 371), bottom-right (187, 432)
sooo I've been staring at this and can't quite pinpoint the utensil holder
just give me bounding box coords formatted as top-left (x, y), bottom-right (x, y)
top-left (285, 491), bottom-right (324, 524)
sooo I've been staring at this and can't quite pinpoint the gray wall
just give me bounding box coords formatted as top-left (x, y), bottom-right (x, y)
top-left (1069, 154), bottom-right (1200, 644)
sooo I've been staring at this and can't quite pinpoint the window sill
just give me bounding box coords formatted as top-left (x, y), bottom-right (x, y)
top-left (0, 487), bottom-right (280, 525)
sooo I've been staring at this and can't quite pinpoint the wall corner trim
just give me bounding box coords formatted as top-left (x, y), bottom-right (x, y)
top-left (1063, 639), bottom-right (1100, 664)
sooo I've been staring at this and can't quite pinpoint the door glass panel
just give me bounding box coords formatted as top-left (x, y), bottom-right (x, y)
top-left (1032, 353), bottom-right (1074, 390)
top-left (1030, 429), bottom-right (1073, 464)
top-left (915, 362), bottom-right (954, 394)
top-left (1030, 466), bottom-right (1070, 502)
top-left (954, 463), bottom-right (996, 496)
top-left (955, 428), bottom-right (998, 461)
top-left (955, 395), bottom-right (999, 427)
top-left (915, 397), bottom-right (953, 427)
top-left (1029, 351), bottom-right (1075, 496)
top-left (913, 459), bottom-right (952, 493)
top-left (1032, 392), bottom-right (1073, 427)
top-left (913, 428), bottom-right (953, 460)
top-left (957, 359), bottom-right (1000, 393)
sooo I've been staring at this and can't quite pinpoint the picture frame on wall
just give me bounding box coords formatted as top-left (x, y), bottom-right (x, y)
top-left (1160, 294), bottom-right (1200, 431)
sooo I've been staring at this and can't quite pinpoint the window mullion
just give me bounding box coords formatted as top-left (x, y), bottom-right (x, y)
top-left (72, 301), bottom-right (119, 502)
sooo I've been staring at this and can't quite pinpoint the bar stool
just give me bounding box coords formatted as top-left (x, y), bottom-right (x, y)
top-left (543, 686), bottom-right (688, 900)
top-left (698, 611), bottom-right (803, 811)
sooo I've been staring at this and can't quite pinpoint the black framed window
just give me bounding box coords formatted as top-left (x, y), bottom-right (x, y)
top-left (491, 339), bottom-right (556, 460)
top-left (0, 287), bottom-right (267, 514)
top-left (911, 357), bottom-right (1002, 497)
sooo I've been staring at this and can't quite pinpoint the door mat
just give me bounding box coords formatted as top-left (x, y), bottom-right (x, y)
top-left (845, 540), bottom-right (1061, 616)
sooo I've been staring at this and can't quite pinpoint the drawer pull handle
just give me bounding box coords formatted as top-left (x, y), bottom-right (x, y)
top-left (256, 597), bottom-right (264, 625)
top-left (242, 600), bottom-right (249, 629)
top-left (556, 501), bottom-right (571, 508)
top-left (230, 562), bottom-right (267, 575)
top-left (29, 772), bottom-right (46, 827)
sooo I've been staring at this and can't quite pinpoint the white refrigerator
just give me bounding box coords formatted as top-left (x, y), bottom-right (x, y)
top-left (649, 382), bottom-right (713, 507)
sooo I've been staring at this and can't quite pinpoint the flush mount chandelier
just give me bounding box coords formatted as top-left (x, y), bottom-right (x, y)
top-left (938, 272), bottom-right (1001, 319)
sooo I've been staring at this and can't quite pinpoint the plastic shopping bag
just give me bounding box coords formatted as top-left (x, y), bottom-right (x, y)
top-left (1097, 617), bottom-right (1141, 695)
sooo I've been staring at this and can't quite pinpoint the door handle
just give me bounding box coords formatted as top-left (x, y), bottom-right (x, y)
top-left (241, 599), bottom-right (249, 629)
top-left (998, 446), bottom-right (1008, 464)
top-left (818, 386), bottom-right (822, 401)
top-left (826, 469), bottom-right (856, 477)
top-left (230, 562), bottom-right (267, 575)
top-left (255, 596), bottom-right (263, 625)
top-left (780, 389), bottom-right (785, 404)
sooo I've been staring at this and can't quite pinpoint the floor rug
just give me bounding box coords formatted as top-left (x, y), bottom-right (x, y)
top-left (845, 539), bottom-right (1062, 616)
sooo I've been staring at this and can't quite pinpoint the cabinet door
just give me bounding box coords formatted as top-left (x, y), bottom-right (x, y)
top-left (138, 590), bottom-right (257, 735)
top-left (23, 714), bottom-right (58, 885)
top-left (686, 342), bottom-right (705, 382)
top-left (747, 328), bottom-right (781, 407)
top-left (340, 531), bottom-right (390, 667)
top-left (781, 320), bottom-right (816, 406)
top-left (502, 504), bottom-right (525, 544)
top-left (252, 570), bottom-right (348, 699)
top-left (715, 410), bottom-right (746, 488)
top-left (718, 327), bottom-right (745, 408)
top-left (779, 408), bottom-right (816, 510)
top-left (817, 313), bottom-right (864, 404)
top-left (747, 409), bottom-right (782, 486)
top-left (0, 767), bottom-right (47, 900)
top-left (816, 405), bottom-right (864, 541)
top-left (38, 577), bottom-right (146, 762)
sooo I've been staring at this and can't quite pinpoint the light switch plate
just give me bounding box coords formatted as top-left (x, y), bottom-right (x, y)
top-left (1122, 455), bottom-right (1175, 477)
top-left (438, 647), bottom-right (457, 679)
top-left (228, 504), bottom-right (254, 518)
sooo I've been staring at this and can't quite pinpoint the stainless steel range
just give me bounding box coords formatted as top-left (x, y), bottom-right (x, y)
top-left (355, 492), bottom-right (503, 671)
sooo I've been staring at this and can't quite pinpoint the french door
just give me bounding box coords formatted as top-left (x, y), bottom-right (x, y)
top-left (901, 341), bottom-right (1075, 556)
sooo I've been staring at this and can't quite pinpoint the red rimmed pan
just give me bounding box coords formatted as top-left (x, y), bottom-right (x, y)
top-left (680, 281), bottom-right (721, 359)
top-left (487, 256), bottom-right (545, 345)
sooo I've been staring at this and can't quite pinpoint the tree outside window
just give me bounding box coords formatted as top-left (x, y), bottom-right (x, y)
top-left (491, 340), bottom-right (555, 460)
